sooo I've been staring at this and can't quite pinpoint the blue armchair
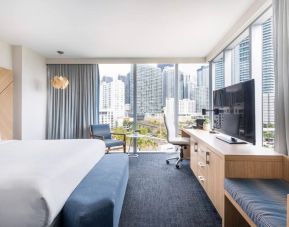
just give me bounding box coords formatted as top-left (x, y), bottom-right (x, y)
top-left (90, 124), bottom-right (126, 153)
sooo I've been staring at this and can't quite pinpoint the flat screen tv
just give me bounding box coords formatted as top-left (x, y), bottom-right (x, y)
top-left (213, 79), bottom-right (255, 144)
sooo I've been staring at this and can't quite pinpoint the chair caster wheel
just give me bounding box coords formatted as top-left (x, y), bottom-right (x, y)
top-left (176, 164), bottom-right (180, 169)
top-left (166, 160), bottom-right (169, 164)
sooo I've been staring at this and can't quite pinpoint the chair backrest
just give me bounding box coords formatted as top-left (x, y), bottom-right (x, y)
top-left (163, 113), bottom-right (176, 142)
top-left (90, 124), bottom-right (111, 139)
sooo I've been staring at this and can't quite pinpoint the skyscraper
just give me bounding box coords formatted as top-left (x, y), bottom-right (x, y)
top-left (262, 17), bottom-right (274, 125)
top-left (130, 65), bottom-right (163, 118)
top-left (232, 36), bottom-right (251, 83)
top-left (197, 65), bottom-right (209, 87)
top-left (239, 36), bottom-right (250, 82)
top-left (215, 58), bottom-right (224, 90)
top-left (196, 65), bottom-right (210, 113)
top-left (162, 66), bottom-right (175, 106)
top-left (99, 78), bottom-right (125, 127)
top-left (118, 74), bottom-right (130, 104)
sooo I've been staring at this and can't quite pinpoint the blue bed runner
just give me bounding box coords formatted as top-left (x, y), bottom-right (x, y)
top-left (62, 154), bottom-right (129, 227)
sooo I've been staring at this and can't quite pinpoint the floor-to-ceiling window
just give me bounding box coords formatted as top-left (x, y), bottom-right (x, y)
top-left (261, 16), bottom-right (274, 148)
top-left (98, 64), bottom-right (132, 151)
top-left (99, 63), bottom-right (210, 152)
top-left (178, 64), bottom-right (209, 131)
top-left (210, 7), bottom-right (275, 149)
top-left (133, 64), bottom-right (174, 151)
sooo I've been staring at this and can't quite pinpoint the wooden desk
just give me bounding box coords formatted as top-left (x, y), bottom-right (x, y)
top-left (182, 128), bottom-right (283, 220)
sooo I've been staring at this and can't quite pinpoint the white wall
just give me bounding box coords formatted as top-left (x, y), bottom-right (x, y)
top-left (12, 45), bottom-right (47, 140)
top-left (0, 40), bottom-right (12, 69)
top-left (21, 47), bottom-right (47, 139)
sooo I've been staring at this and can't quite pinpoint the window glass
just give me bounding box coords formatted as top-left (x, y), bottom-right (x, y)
top-left (178, 64), bottom-right (209, 130)
top-left (134, 64), bottom-right (175, 151)
top-left (99, 64), bottom-right (132, 151)
top-left (262, 17), bottom-right (275, 148)
top-left (213, 56), bottom-right (224, 90)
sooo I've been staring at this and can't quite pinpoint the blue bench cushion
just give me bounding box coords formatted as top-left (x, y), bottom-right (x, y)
top-left (63, 154), bottom-right (129, 227)
top-left (104, 139), bottom-right (124, 148)
top-left (225, 179), bottom-right (289, 227)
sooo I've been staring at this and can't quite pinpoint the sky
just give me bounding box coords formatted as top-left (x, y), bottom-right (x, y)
top-left (99, 63), bottom-right (208, 79)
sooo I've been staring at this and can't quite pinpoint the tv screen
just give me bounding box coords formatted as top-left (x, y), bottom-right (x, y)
top-left (213, 79), bottom-right (255, 144)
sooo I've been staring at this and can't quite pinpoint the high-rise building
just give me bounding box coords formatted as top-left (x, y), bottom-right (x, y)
top-left (196, 86), bottom-right (209, 113)
top-left (162, 66), bottom-right (175, 106)
top-left (181, 73), bottom-right (193, 100)
top-left (99, 79), bottom-right (125, 127)
top-left (196, 65), bottom-right (210, 114)
top-left (262, 17), bottom-right (274, 126)
top-left (232, 36), bottom-right (251, 83)
top-left (262, 18), bottom-right (274, 94)
top-left (239, 36), bottom-right (250, 82)
top-left (130, 65), bottom-right (163, 118)
top-left (101, 76), bottom-right (113, 83)
top-left (197, 65), bottom-right (209, 87)
top-left (118, 74), bottom-right (131, 104)
top-left (215, 58), bottom-right (224, 90)
top-left (178, 72), bottom-right (185, 100)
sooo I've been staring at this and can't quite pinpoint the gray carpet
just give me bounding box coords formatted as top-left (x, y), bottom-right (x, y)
top-left (119, 153), bottom-right (222, 227)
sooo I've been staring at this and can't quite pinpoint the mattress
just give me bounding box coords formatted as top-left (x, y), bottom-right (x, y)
top-left (0, 139), bottom-right (105, 227)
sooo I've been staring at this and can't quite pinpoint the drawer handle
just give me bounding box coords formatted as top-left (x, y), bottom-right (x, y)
top-left (194, 143), bottom-right (198, 152)
top-left (206, 151), bottom-right (210, 164)
top-left (198, 161), bottom-right (206, 167)
top-left (198, 176), bottom-right (205, 182)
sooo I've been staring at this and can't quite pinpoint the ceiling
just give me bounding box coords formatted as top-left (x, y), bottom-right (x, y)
top-left (0, 0), bottom-right (256, 58)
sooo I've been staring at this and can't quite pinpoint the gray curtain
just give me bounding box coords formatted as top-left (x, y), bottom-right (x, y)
top-left (273, 0), bottom-right (289, 155)
top-left (47, 64), bottom-right (99, 139)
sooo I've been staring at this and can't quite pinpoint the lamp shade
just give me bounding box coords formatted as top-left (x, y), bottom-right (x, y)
top-left (51, 76), bottom-right (69, 89)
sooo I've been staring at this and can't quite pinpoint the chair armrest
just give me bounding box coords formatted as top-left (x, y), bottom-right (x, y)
top-left (111, 133), bottom-right (126, 141)
top-left (91, 135), bottom-right (105, 140)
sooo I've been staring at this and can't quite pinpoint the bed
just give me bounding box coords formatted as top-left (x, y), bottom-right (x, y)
top-left (0, 139), bottom-right (105, 227)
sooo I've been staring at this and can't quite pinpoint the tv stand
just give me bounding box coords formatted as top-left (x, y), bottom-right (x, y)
top-left (181, 128), bottom-right (283, 222)
top-left (216, 135), bottom-right (247, 144)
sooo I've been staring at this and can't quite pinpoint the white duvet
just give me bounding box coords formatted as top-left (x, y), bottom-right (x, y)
top-left (0, 139), bottom-right (105, 227)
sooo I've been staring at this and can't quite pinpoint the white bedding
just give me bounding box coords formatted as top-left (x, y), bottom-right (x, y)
top-left (0, 139), bottom-right (105, 227)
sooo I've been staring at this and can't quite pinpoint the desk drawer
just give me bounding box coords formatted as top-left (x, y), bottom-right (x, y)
top-left (197, 160), bottom-right (208, 190)
top-left (198, 144), bottom-right (207, 160)
top-left (198, 144), bottom-right (210, 165)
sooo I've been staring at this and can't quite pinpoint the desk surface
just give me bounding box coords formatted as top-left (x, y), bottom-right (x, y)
top-left (182, 128), bottom-right (282, 158)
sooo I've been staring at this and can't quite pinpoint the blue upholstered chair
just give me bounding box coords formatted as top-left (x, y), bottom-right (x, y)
top-left (90, 124), bottom-right (126, 153)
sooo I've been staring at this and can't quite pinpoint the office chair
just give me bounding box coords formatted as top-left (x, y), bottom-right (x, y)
top-left (164, 114), bottom-right (190, 169)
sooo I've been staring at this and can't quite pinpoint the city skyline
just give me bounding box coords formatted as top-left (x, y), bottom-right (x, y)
top-left (99, 64), bottom-right (209, 127)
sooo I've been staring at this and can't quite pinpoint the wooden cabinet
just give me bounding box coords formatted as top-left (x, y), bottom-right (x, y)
top-left (190, 137), bottom-right (198, 173)
top-left (190, 140), bottom-right (224, 218)
top-left (0, 67), bottom-right (13, 140)
top-left (185, 128), bottom-right (283, 224)
top-left (207, 150), bottom-right (224, 217)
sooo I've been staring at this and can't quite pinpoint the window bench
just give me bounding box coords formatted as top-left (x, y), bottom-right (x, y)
top-left (224, 178), bottom-right (289, 227)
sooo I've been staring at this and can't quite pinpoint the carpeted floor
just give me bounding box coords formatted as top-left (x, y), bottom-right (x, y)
top-left (119, 153), bottom-right (222, 227)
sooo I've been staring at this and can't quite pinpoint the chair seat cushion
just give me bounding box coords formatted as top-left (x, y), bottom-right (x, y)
top-left (169, 137), bottom-right (190, 145)
top-left (104, 139), bottom-right (125, 148)
top-left (225, 178), bottom-right (289, 227)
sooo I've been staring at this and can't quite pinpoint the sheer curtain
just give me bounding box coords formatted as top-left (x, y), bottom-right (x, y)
top-left (47, 64), bottom-right (99, 139)
top-left (273, 0), bottom-right (289, 155)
